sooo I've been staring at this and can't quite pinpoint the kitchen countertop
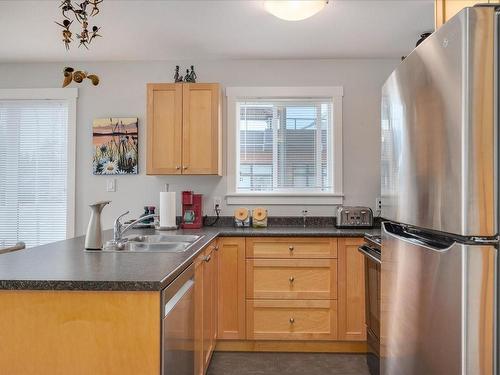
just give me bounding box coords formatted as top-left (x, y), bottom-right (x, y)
top-left (0, 225), bottom-right (380, 292)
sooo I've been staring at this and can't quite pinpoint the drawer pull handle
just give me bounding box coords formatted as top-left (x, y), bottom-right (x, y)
top-left (288, 246), bottom-right (294, 251)
top-left (289, 276), bottom-right (295, 283)
top-left (289, 317), bottom-right (295, 324)
top-left (204, 255), bottom-right (211, 262)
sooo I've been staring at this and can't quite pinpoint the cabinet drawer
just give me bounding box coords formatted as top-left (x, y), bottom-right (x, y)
top-left (246, 259), bottom-right (337, 300)
top-left (246, 299), bottom-right (337, 340)
top-left (246, 238), bottom-right (337, 259)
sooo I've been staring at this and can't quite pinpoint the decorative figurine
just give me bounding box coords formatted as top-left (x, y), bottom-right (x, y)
top-left (189, 65), bottom-right (197, 82)
top-left (174, 65), bottom-right (183, 83)
top-left (173, 65), bottom-right (197, 83)
top-left (185, 65), bottom-right (197, 83)
top-left (55, 19), bottom-right (73, 50)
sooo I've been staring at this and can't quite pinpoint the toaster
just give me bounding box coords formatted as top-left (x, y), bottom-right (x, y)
top-left (336, 206), bottom-right (373, 228)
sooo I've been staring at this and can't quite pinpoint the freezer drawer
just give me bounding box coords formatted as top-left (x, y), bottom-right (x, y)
top-left (381, 222), bottom-right (496, 375)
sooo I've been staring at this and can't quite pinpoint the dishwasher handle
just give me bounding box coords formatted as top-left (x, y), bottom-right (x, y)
top-left (163, 279), bottom-right (194, 318)
top-left (161, 263), bottom-right (195, 318)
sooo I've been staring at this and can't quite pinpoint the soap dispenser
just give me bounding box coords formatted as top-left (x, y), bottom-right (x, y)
top-left (85, 201), bottom-right (110, 249)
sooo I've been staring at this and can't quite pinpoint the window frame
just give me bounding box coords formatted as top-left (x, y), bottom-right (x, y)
top-left (0, 88), bottom-right (78, 238)
top-left (226, 86), bottom-right (343, 206)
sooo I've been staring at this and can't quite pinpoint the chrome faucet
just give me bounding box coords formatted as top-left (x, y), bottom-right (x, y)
top-left (113, 211), bottom-right (156, 243)
top-left (302, 209), bottom-right (308, 228)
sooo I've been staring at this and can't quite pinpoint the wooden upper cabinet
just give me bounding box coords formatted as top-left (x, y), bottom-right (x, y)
top-left (146, 83), bottom-right (221, 175)
top-left (435, 0), bottom-right (500, 29)
top-left (147, 84), bottom-right (182, 174)
top-left (337, 237), bottom-right (366, 341)
top-left (182, 83), bottom-right (221, 175)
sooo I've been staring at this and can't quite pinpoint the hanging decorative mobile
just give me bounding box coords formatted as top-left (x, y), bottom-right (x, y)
top-left (56, 0), bottom-right (102, 50)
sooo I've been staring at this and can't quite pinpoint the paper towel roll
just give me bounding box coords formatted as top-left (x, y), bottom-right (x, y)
top-left (160, 192), bottom-right (176, 229)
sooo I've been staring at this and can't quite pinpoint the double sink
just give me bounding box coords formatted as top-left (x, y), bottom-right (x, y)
top-left (100, 234), bottom-right (203, 253)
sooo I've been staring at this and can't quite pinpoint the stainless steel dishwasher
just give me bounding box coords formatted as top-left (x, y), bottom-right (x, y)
top-left (161, 263), bottom-right (195, 375)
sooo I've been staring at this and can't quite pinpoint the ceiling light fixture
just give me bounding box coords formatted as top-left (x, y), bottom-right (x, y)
top-left (264, 0), bottom-right (328, 21)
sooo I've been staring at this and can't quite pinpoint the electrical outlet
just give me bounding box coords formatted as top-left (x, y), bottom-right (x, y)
top-left (106, 179), bottom-right (116, 192)
top-left (375, 197), bottom-right (382, 211)
top-left (213, 197), bottom-right (222, 210)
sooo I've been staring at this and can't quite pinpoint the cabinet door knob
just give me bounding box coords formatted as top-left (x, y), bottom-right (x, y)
top-left (289, 317), bottom-right (295, 324)
top-left (289, 276), bottom-right (295, 283)
top-left (175, 166), bottom-right (180, 170)
top-left (214, 245), bottom-right (219, 251)
top-left (204, 255), bottom-right (211, 262)
top-left (288, 245), bottom-right (294, 251)
top-left (183, 166), bottom-right (188, 170)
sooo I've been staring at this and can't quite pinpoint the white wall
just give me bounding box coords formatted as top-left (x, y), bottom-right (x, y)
top-left (0, 59), bottom-right (398, 235)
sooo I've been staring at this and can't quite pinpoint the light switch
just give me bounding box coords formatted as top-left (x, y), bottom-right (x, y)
top-left (106, 179), bottom-right (116, 192)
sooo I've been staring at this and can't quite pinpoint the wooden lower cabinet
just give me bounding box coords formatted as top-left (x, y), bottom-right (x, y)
top-left (217, 237), bottom-right (246, 339)
top-left (338, 237), bottom-right (367, 341)
top-left (0, 291), bottom-right (160, 375)
top-left (246, 258), bottom-right (338, 300)
top-left (240, 236), bottom-right (366, 345)
top-left (246, 299), bottom-right (338, 340)
top-left (195, 240), bottom-right (219, 375)
top-left (246, 237), bottom-right (337, 259)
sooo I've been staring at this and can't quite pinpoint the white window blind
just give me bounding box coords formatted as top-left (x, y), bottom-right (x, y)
top-left (237, 99), bottom-right (333, 193)
top-left (0, 100), bottom-right (69, 248)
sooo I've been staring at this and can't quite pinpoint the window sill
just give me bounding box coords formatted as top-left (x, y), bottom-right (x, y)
top-left (225, 193), bottom-right (344, 206)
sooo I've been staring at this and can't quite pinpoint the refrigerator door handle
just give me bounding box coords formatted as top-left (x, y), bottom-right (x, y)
top-left (382, 221), bottom-right (456, 252)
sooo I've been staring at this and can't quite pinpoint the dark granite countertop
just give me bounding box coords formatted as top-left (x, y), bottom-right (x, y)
top-left (0, 225), bottom-right (380, 292)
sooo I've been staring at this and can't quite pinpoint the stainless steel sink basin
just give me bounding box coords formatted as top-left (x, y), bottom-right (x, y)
top-left (94, 233), bottom-right (204, 253)
top-left (124, 234), bottom-right (201, 243)
top-left (127, 241), bottom-right (192, 252)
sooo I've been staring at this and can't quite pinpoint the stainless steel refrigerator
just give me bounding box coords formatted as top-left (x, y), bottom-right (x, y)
top-left (380, 5), bottom-right (498, 375)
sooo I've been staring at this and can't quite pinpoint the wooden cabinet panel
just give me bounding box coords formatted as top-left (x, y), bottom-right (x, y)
top-left (246, 299), bottom-right (338, 340)
top-left (246, 259), bottom-right (337, 300)
top-left (182, 83), bottom-right (221, 175)
top-left (202, 246), bottom-right (216, 371)
top-left (338, 237), bottom-right (366, 341)
top-left (217, 237), bottom-right (246, 340)
top-left (146, 83), bottom-right (182, 174)
top-left (194, 240), bottom-right (219, 375)
top-left (435, 0), bottom-right (499, 29)
top-left (246, 237), bottom-right (337, 259)
top-left (194, 251), bottom-right (205, 375)
top-left (0, 291), bottom-right (160, 375)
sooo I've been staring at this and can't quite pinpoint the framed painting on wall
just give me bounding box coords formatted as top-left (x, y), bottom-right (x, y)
top-left (92, 117), bottom-right (138, 175)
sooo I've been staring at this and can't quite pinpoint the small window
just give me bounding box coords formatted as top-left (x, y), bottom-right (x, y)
top-left (227, 87), bottom-right (343, 205)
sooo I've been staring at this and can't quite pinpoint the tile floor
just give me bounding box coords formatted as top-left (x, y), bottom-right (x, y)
top-left (207, 352), bottom-right (371, 375)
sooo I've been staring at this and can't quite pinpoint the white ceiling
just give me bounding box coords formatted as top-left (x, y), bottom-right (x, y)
top-left (0, 0), bottom-right (434, 63)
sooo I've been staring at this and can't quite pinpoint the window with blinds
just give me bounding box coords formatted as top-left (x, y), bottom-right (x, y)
top-left (237, 99), bottom-right (333, 193)
top-left (0, 100), bottom-right (69, 248)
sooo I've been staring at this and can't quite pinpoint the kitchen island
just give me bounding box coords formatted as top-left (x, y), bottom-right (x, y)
top-left (0, 224), bottom-right (380, 375)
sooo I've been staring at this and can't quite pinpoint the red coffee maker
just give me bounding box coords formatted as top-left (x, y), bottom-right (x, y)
top-left (181, 191), bottom-right (203, 229)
